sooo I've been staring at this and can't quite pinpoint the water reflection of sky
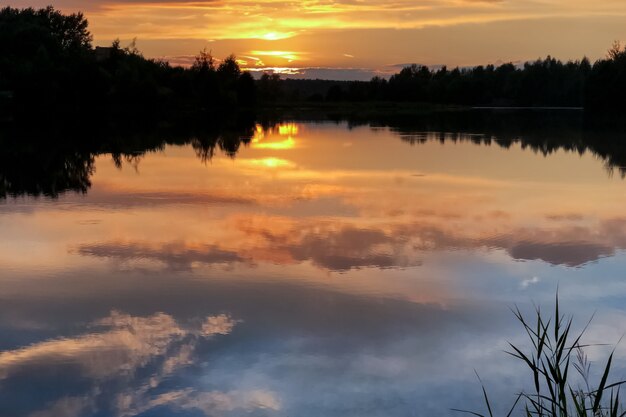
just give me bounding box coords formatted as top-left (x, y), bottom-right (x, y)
top-left (2, 121), bottom-right (626, 416)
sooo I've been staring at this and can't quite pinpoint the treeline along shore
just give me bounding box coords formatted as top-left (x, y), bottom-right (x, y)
top-left (2, 5), bottom-right (626, 120)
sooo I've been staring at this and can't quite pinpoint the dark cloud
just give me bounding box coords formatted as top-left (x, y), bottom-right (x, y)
top-left (0, 189), bottom-right (255, 214)
top-left (239, 224), bottom-right (419, 271)
top-left (70, 189), bottom-right (256, 209)
top-left (482, 219), bottom-right (626, 266)
top-left (289, 227), bottom-right (398, 270)
top-left (507, 241), bottom-right (613, 267)
top-left (75, 241), bottom-right (247, 271)
top-left (387, 63), bottom-right (446, 70)
top-left (545, 213), bottom-right (586, 221)
top-left (249, 67), bottom-right (388, 81)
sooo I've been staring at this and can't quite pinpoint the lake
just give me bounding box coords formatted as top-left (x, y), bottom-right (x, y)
top-left (1, 110), bottom-right (626, 417)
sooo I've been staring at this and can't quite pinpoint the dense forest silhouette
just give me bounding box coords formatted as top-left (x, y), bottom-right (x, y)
top-left (0, 6), bottom-right (257, 119)
top-left (2, 6), bottom-right (626, 118)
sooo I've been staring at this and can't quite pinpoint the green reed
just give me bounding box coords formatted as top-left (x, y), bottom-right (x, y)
top-left (456, 293), bottom-right (626, 417)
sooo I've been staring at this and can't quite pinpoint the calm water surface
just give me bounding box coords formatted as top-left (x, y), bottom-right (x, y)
top-left (2, 113), bottom-right (626, 416)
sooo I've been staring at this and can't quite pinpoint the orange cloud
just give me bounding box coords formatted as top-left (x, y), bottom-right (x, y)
top-left (11, 0), bottom-right (626, 71)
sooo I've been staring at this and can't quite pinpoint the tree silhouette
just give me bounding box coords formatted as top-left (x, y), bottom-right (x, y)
top-left (2, 6), bottom-right (626, 116)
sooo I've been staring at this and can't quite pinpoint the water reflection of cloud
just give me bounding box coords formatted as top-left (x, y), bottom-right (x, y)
top-left (117, 388), bottom-right (281, 417)
top-left (483, 220), bottom-right (626, 266)
top-left (6, 267), bottom-right (626, 417)
top-left (0, 189), bottom-right (257, 214)
top-left (0, 311), bottom-right (237, 380)
top-left (73, 189), bottom-right (257, 209)
top-left (501, 240), bottom-right (612, 266)
top-left (0, 280), bottom-right (510, 416)
top-left (239, 217), bottom-right (626, 268)
top-left (0, 311), bottom-right (249, 417)
top-left (74, 241), bottom-right (247, 271)
top-left (73, 217), bottom-right (626, 270)
top-left (258, 225), bottom-right (415, 271)
top-left (29, 396), bottom-right (95, 417)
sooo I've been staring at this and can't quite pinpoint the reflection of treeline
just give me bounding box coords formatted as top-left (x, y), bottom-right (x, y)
top-left (0, 112), bottom-right (268, 198)
top-left (264, 108), bottom-right (626, 177)
top-left (3, 109), bottom-right (626, 199)
top-left (0, 6), bottom-right (256, 118)
top-left (345, 110), bottom-right (626, 176)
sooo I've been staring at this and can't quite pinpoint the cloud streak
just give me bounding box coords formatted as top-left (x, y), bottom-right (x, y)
top-left (0, 311), bottom-right (237, 380)
top-left (8, 0), bottom-right (626, 75)
top-left (0, 311), bottom-right (251, 417)
top-left (74, 241), bottom-right (247, 271)
top-left (15, 0), bottom-right (626, 42)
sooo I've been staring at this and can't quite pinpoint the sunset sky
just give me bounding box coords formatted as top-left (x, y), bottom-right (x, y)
top-left (9, 0), bottom-right (626, 79)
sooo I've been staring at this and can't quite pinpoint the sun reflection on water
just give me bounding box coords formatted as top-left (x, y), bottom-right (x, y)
top-left (251, 123), bottom-right (299, 150)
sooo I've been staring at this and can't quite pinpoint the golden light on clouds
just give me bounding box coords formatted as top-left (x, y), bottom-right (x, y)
top-left (9, 0), bottom-right (626, 73)
top-left (247, 67), bottom-right (304, 75)
top-left (77, 0), bottom-right (626, 40)
top-left (250, 50), bottom-right (304, 62)
top-left (258, 32), bottom-right (296, 41)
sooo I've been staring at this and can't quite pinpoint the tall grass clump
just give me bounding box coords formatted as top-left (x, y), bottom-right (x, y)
top-left (457, 294), bottom-right (626, 417)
